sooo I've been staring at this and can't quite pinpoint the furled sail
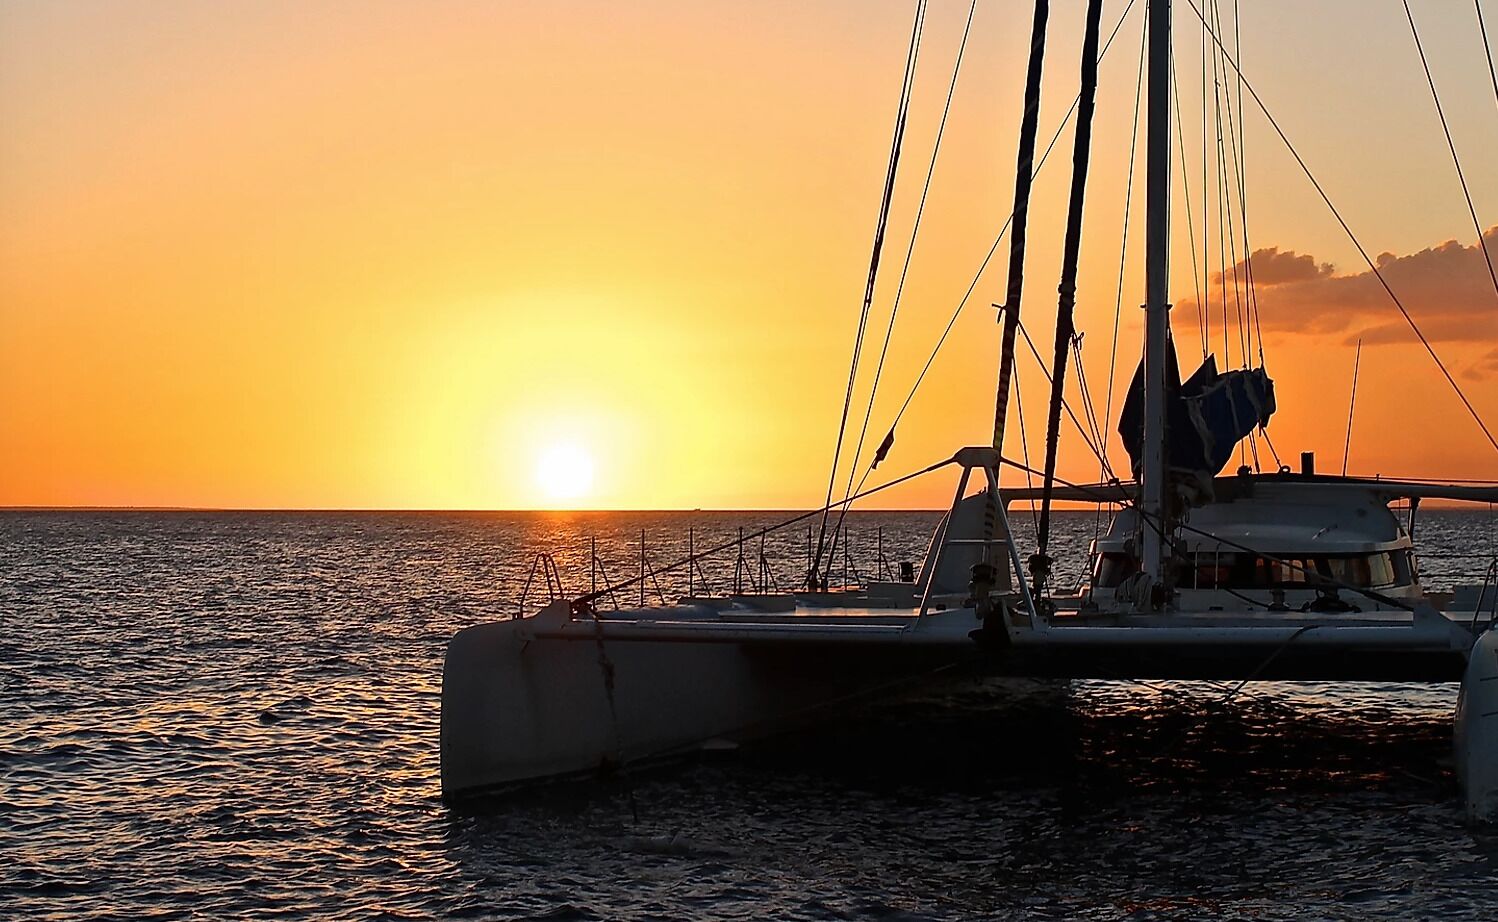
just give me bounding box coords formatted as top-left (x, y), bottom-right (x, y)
top-left (1119, 346), bottom-right (1276, 478)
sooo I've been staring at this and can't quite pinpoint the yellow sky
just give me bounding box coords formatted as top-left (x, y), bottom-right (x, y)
top-left (2, 0), bottom-right (1495, 509)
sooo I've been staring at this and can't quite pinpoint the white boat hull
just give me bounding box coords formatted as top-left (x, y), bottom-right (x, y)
top-left (1456, 629), bottom-right (1498, 824)
top-left (440, 601), bottom-right (966, 799)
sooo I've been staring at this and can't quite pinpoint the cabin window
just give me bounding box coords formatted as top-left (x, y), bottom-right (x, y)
top-left (1185, 550), bottom-right (1414, 590)
top-left (1091, 549), bottom-right (1415, 592)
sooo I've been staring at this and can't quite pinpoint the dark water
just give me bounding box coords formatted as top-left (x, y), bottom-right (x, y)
top-left (4, 508), bottom-right (1498, 920)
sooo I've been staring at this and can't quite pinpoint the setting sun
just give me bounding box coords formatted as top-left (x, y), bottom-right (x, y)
top-left (0, 0), bottom-right (1493, 513)
top-left (533, 441), bottom-right (595, 505)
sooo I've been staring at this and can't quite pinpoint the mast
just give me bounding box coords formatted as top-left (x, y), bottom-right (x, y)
top-left (1140, 0), bottom-right (1172, 598)
top-left (991, 0), bottom-right (1049, 458)
top-left (982, 0), bottom-right (1048, 586)
top-left (1035, 0), bottom-right (1104, 596)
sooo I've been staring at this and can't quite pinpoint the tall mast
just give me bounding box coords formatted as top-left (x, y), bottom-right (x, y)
top-left (1140, 0), bottom-right (1172, 597)
top-left (1035, 0), bottom-right (1104, 595)
top-left (991, 0), bottom-right (1049, 459)
top-left (983, 0), bottom-right (1048, 584)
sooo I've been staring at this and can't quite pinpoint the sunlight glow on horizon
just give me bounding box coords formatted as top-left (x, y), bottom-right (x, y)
top-left (1, 1), bottom-right (1495, 510)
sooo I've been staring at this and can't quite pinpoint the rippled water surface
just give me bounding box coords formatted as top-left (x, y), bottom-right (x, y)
top-left (5, 509), bottom-right (1498, 920)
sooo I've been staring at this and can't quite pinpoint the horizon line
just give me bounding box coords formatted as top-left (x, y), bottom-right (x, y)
top-left (0, 505), bottom-right (952, 514)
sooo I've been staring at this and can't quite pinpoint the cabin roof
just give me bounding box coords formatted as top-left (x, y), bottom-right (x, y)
top-left (999, 472), bottom-right (1498, 506)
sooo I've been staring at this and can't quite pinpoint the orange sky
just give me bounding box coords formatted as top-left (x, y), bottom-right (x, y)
top-left (2, 0), bottom-right (1495, 509)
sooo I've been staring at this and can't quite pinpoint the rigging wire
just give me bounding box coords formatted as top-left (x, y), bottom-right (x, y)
top-left (1169, 46), bottom-right (1207, 364)
top-left (1026, 20), bottom-right (1114, 555)
top-left (1071, 335), bottom-right (1111, 476)
top-left (990, 0), bottom-right (1053, 481)
top-left (1199, 6), bottom-right (1212, 363)
top-left (827, 0), bottom-right (979, 566)
top-left (1233, 0), bottom-right (1266, 368)
top-left (1205, 0), bottom-right (1234, 367)
top-left (1210, 0), bottom-right (1249, 370)
top-left (1016, 319), bottom-right (1110, 470)
top-left (1219, 0), bottom-right (1253, 369)
top-left (1342, 337), bottom-right (1363, 476)
top-left (1403, 0), bottom-right (1498, 302)
top-left (1039, 0), bottom-right (1104, 585)
top-left (1073, 337), bottom-right (1107, 465)
top-left (811, 0), bottom-right (927, 588)
top-left (1212, 1), bottom-right (1253, 471)
top-left (1258, 423), bottom-right (1284, 470)
top-left (852, 0), bottom-right (1143, 496)
top-left (577, 456), bottom-right (955, 607)
top-left (1092, 5), bottom-right (1147, 540)
top-left (1239, 9), bottom-right (1279, 480)
top-left (1012, 368), bottom-right (1041, 541)
top-left (1479, 0), bottom-right (1498, 114)
top-left (985, 0), bottom-right (1054, 571)
top-left (1103, 11), bottom-right (1150, 485)
top-left (1182, 0), bottom-right (1498, 457)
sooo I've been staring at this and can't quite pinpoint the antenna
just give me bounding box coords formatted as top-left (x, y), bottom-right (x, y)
top-left (1341, 337), bottom-right (1362, 476)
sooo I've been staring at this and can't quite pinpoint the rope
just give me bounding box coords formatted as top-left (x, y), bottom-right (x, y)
top-left (827, 0), bottom-right (979, 569)
top-left (1404, 0), bottom-right (1498, 302)
top-left (587, 613), bottom-right (639, 823)
top-left (1183, 0), bottom-right (1498, 457)
top-left (811, 0), bottom-right (927, 589)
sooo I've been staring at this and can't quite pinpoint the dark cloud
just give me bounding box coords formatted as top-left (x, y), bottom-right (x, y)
top-left (1180, 227), bottom-right (1498, 348)
top-left (1212, 246), bottom-right (1332, 286)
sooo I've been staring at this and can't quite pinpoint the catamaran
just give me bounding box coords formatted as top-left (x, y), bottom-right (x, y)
top-left (442, 0), bottom-right (1498, 821)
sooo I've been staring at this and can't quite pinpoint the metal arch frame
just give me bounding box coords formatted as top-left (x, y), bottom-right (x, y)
top-left (914, 447), bottom-right (1041, 636)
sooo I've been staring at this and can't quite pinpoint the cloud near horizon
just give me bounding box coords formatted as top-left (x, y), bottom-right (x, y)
top-left (1178, 227), bottom-right (1498, 375)
top-left (1466, 345), bottom-right (1498, 382)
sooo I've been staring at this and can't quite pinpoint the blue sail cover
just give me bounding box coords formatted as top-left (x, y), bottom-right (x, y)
top-left (1119, 345), bottom-right (1276, 477)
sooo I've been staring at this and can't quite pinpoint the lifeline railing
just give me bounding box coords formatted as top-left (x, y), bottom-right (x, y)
top-left (566, 452), bottom-right (980, 616)
top-left (580, 521), bottom-right (903, 611)
top-left (549, 447), bottom-right (1045, 645)
top-left (1471, 558), bottom-right (1498, 635)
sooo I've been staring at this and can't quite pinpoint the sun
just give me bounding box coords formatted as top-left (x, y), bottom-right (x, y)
top-left (533, 441), bottom-right (595, 505)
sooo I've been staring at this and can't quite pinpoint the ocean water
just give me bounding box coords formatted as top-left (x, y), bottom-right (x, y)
top-left (4, 508), bottom-right (1498, 920)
